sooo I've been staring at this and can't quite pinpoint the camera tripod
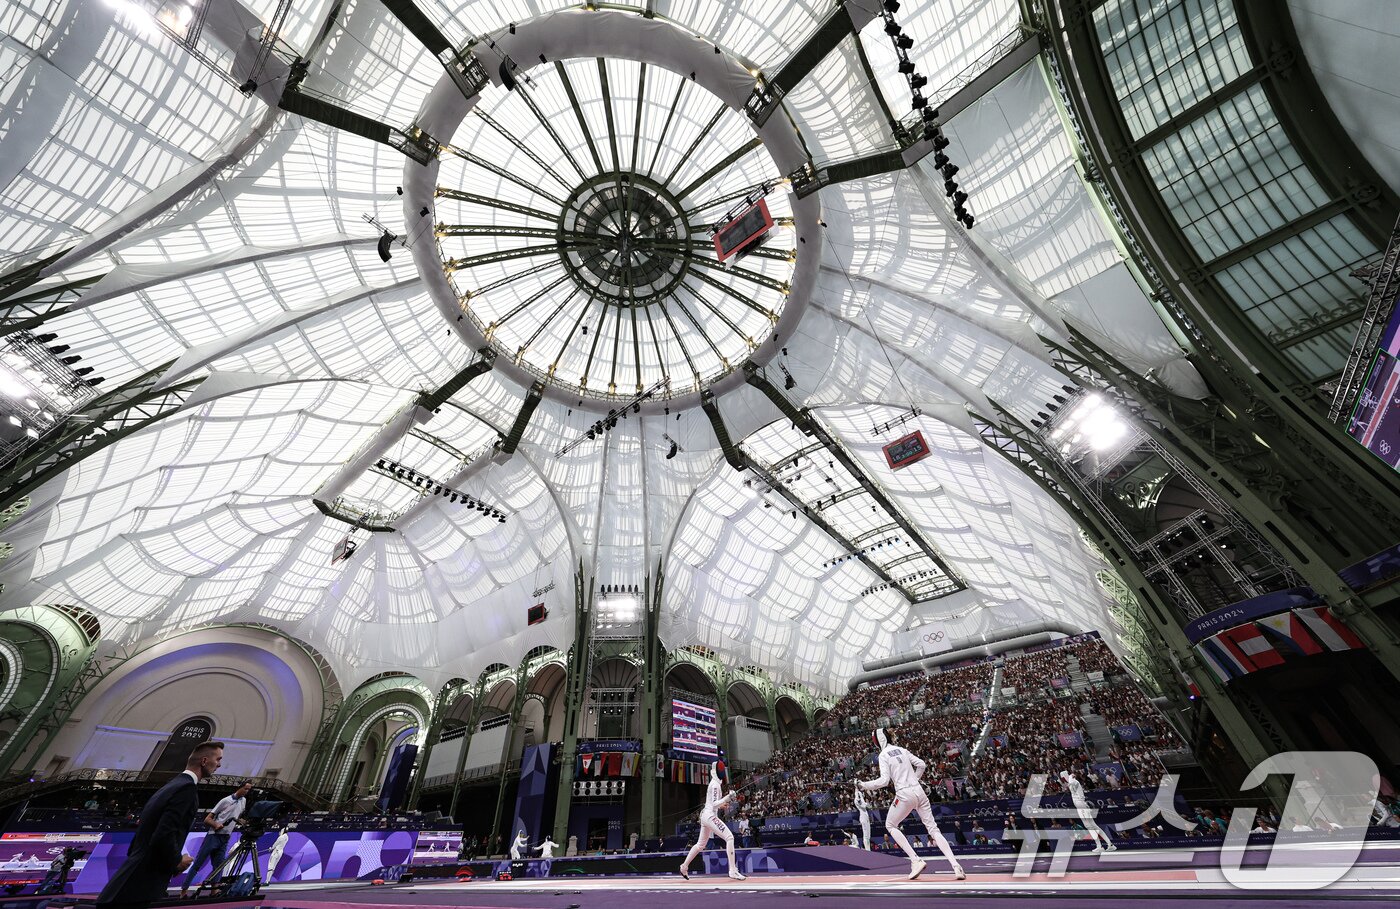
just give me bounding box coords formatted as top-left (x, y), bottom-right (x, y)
top-left (194, 827), bottom-right (266, 899)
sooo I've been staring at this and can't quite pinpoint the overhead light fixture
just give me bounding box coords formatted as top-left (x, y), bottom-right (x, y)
top-left (377, 230), bottom-right (396, 263)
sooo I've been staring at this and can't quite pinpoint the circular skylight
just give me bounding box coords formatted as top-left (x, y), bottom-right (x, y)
top-left (427, 54), bottom-right (798, 402)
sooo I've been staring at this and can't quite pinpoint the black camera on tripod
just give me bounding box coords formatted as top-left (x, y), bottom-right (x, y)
top-left (240, 798), bottom-right (287, 834)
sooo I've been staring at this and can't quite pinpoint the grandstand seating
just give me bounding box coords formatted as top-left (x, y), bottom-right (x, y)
top-left (733, 634), bottom-right (1184, 824)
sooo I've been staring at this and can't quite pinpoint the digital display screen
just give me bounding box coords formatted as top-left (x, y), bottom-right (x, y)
top-left (1346, 302), bottom-right (1400, 472)
top-left (670, 698), bottom-right (718, 758)
top-left (882, 430), bottom-right (931, 470)
top-left (713, 199), bottom-right (773, 261)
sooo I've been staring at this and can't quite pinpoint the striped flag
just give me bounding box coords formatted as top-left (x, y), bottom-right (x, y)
top-left (1217, 623), bottom-right (1285, 670)
top-left (1297, 606), bottom-right (1366, 652)
top-left (1257, 611), bottom-right (1324, 656)
top-left (1197, 638), bottom-right (1245, 682)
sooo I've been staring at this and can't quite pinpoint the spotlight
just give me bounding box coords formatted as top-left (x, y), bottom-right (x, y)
top-left (896, 34), bottom-right (913, 49)
top-left (934, 152), bottom-right (949, 168)
top-left (377, 230), bottom-right (396, 262)
top-left (882, 0), bottom-right (899, 11)
top-left (953, 190), bottom-right (968, 205)
top-left (898, 59), bottom-right (915, 75)
top-left (47, 344), bottom-right (69, 354)
top-left (419, 206), bottom-right (430, 217)
top-left (35, 333), bottom-right (56, 343)
top-left (944, 180), bottom-right (957, 196)
top-left (75, 367), bottom-right (93, 376)
top-left (665, 441), bottom-right (678, 460)
top-left (910, 73), bottom-right (927, 90)
top-left (932, 132), bottom-right (950, 151)
top-left (940, 163), bottom-right (959, 180)
top-left (784, 373), bottom-right (796, 390)
top-left (911, 93), bottom-right (927, 109)
top-left (884, 20), bottom-right (901, 36)
top-left (60, 356), bottom-right (80, 365)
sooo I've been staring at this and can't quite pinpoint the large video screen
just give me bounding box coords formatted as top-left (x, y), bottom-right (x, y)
top-left (1346, 303), bottom-right (1400, 472)
top-left (670, 698), bottom-right (718, 758)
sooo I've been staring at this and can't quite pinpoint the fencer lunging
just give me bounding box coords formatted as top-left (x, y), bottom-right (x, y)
top-left (1059, 771), bottom-right (1115, 853)
top-left (853, 785), bottom-right (873, 850)
top-left (509, 830), bottom-right (528, 860)
top-left (859, 727), bottom-right (965, 881)
top-left (535, 836), bottom-right (558, 859)
top-left (678, 760), bottom-right (746, 881)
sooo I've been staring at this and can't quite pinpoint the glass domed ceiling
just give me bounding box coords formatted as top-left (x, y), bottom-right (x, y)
top-left (431, 56), bottom-right (796, 401)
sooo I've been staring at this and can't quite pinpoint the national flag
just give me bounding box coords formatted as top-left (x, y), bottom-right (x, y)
top-left (1197, 638), bottom-right (1246, 681)
top-left (581, 754), bottom-right (592, 775)
top-left (621, 753), bottom-right (638, 777)
top-left (608, 752), bottom-right (622, 776)
top-left (1256, 611), bottom-right (1324, 656)
top-left (1297, 606), bottom-right (1366, 651)
top-left (1217, 623), bottom-right (1285, 670)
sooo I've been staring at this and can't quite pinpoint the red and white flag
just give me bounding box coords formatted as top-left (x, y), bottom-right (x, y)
top-left (1297, 606), bottom-right (1365, 652)
top-left (1217, 623), bottom-right (1285, 670)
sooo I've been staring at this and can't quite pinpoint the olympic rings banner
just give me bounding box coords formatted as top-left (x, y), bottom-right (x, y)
top-left (898, 622), bottom-right (952, 656)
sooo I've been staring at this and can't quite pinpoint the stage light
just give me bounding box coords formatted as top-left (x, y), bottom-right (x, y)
top-left (934, 152), bottom-right (948, 168)
top-left (960, 213), bottom-right (975, 228)
top-left (953, 191), bottom-right (968, 205)
top-left (75, 367), bottom-right (93, 376)
top-left (911, 93), bottom-right (927, 109)
top-left (896, 34), bottom-right (913, 49)
top-left (944, 180), bottom-right (957, 197)
top-left (665, 441), bottom-right (678, 459)
top-left (910, 73), bottom-right (927, 90)
top-left (35, 334), bottom-right (56, 343)
top-left (784, 373), bottom-right (796, 390)
top-left (932, 132), bottom-right (949, 151)
top-left (377, 230), bottom-right (395, 262)
top-left (884, 20), bottom-right (901, 35)
top-left (940, 163), bottom-right (959, 180)
top-left (898, 60), bottom-right (915, 74)
top-left (883, 0), bottom-right (899, 11)
top-left (47, 345), bottom-right (69, 354)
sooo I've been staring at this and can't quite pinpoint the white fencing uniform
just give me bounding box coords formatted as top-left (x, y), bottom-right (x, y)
top-left (853, 786), bottom-right (872, 850)
top-left (859, 729), bottom-right (963, 879)
top-left (265, 828), bottom-right (290, 883)
top-left (679, 762), bottom-right (745, 880)
top-left (509, 831), bottom-right (528, 860)
top-left (1061, 772), bottom-right (1114, 851)
top-left (536, 838), bottom-right (558, 859)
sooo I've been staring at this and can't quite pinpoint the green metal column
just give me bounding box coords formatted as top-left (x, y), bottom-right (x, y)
top-left (551, 567), bottom-right (593, 843)
top-left (407, 685), bottom-right (451, 808)
top-left (489, 670), bottom-right (529, 845)
top-left (1049, 334), bottom-right (1400, 684)
top-left (447, 690), bottom-right (485, 821)
top-left (638, 568), bottom-right (667, 838)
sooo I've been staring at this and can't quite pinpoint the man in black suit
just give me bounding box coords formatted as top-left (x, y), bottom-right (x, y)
top-left (97, 741), bottom-right (224, 909)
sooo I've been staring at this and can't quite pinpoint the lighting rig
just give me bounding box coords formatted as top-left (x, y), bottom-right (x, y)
top-left (822, 534), bottom-right (903, 569)
top-left (879, 0), bottom-right (974, 229)
top-left (870, 406), bottom-right (922, 437)
top-left (373, 458), bottom-right (507, 522)
top-left (555, 379), bottom-right (669, 457)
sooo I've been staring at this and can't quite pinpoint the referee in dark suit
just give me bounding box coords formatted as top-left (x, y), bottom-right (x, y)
top-left (97, 741), bottom-right (224, 909)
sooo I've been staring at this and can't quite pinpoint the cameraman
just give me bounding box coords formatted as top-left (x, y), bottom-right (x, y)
top-left (181, 781), bottom-right (251, 898)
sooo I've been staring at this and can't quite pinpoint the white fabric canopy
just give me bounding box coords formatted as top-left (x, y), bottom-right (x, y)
top-left (0, 0), bottom-right (1210, 694)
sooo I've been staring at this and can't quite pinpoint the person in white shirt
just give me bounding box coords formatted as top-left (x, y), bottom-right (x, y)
top-left (535, 837), bottom-right (559, 859)
top-left (858, 728), bottom-right (965, 881)
top-left (853, 786), bottom-right (872, 850)
top-left (678, 761), bottom-right (746, 881)
top-left (182, 781), bottom-right (252, 897)
top-left (509, 830), bottom-right (528, 860)
top-left (1059, 771), bottom-right (1115, 854)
